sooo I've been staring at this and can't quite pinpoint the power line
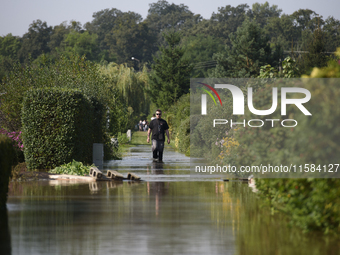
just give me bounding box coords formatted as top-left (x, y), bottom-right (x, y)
top-left (284, 50), bottom-right (336, 54)
top-left (193, 60), bottom-right (217, 69)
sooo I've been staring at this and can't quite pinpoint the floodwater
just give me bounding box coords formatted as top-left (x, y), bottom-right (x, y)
top-left (4, 145), bottom-right (340, 255)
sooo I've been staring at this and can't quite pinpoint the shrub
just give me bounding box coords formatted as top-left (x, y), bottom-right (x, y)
top-left (256, 178), bottom-right (340, 233)
top-left (49, 160), bottom-right (92, 176)
top-left (22, 88), bottom-right (105, 170)
top-left (0, 134), bottom-right (17, 207)
top-left (166, 93), bottom-right (191, 155)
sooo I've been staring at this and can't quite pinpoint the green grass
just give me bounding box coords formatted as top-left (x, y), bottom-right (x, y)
top-left (129, 131), bottom-right (149, 145)
top-left (126, 131), bottom-right (173, 147)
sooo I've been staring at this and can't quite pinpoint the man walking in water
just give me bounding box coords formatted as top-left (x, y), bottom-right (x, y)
top-left (147, 109), bottom-right (170, 162)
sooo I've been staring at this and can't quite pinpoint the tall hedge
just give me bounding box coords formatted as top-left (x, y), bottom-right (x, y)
top-left (0, 134), bottom-right (17, 208)
top-left (22, 88), bottom-right (105, 170)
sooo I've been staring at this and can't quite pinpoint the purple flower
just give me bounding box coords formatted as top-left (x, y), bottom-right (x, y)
top-left (0, 128), bottom-right (23, 151)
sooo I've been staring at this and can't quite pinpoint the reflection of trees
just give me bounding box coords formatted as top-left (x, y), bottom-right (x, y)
top-left (222, 182), bottom-right (340, 255)
top-left (0, 209), bottom-right (11, 255)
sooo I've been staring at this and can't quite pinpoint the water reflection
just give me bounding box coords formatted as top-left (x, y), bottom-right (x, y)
top-left (147, 161), bottom-right (168, 217)
top-left (8, 181), bottom-right (235, 255)
top-left (6, 145), bottom-right (340, 254)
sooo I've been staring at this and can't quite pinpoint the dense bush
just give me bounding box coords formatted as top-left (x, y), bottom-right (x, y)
top-left (256, 178), bottom-right (340, 233)
top-left (166, 93), bottom-right (190, 155)
top-left (22, 88), bottom-right (107, 170)
top-left (0, 134), bottom-right (17, 207)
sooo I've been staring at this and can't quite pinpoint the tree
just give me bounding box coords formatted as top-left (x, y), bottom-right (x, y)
top-left (105, 18), bottom-right (157, 64)
top-left (250, 2), bottom-right (282, 28)
top-left (264, 14), bottom-right (300, 47)
top-left (297, 28), bottom-right (328, 74)
top-left (85, 8), bottom-right (123, 48)
top-left (211, 18), bottom-right (272, 78)
top-left (148, 31), bottom-right (193, 110)
top-left (291, 9), bottom-right (322, 32)
top-left (85, 8), bottom-right (149, 63)
top-left (49, 22), bottom-right (71, 52)
top-left (18, 20), bottom-right (52, 62)
top-left (181, 34), bottom-right (224, 77)
top-left (147, 0), bottom-right (199, 31)
top-left (98, 63), bottom-right (151, 132)
top-left (61, 31), bottom-right (100, 61)
top-left (323, 17), bottom-right (340, 52)
top-left (0, 34), bottom-right (22, 80)
top-left (146, 0), bottom-right (200, 46)
top-left (209, 4), bottom-right (250, 43)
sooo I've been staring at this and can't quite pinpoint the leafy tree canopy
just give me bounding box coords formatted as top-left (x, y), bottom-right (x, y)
top-left (146, 0), bottom-right (200, 38)
top-left (148, 31), bottom-right (193, 110)
top-left (18, 20), bottom-right (52, 62)
top-left (211, 18), bottom-right (272, 78)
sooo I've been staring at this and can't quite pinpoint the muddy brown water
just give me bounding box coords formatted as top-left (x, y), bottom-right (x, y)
top-left (4, 145), bottom-right (340, 255)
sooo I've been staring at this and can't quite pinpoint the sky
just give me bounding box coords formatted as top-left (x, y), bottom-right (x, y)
top-left (1, 0), bottom-right (340, 37)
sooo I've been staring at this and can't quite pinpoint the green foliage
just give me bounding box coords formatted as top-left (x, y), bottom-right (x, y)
top-left (282, 56), bottom-right (299, 77)
top-left (48, 160), bottom-right (92, 176)
top-left (0, 53), bottom-right (144, 160)
top-left (257, 56), bottom-right (299, 79)
top-left (148, 31), bottom-right (193, 110)
top-left (211, 18), bottom-right (272, 78)
top-left (18, 20), bottom-right (52, 63)
top-left (256, 178), bottom-right (340, 234)
top-left (208, 4), bottom-right (250, 43)
top-left (297, 28), bottom-right (328, 75)
top-left (22, 88), bottom-right (104, 170)
top-left (182, 34), bottom-right (224, 77)
top-left (1, 2), bottom-right (340, 75)
top-left (129, 131), bottom-right (149, 145)
top-left (0, 33), bottom-right (22, 82)
top-left (302, 48), bottom-right (340, 78)
top-left (250, 2), bottom-right (282, 27)
top-left (85, 8), bottom-right (123, 48)
top-left (0, 54), bottom-right (106, 131)
top-left (0, 134), bottom-right (17, 207)
top-left (219, 54), bottom-right (340, 233)
top-left (219, 79), bottom-right (340, 172)
top-left (166, 93), bottom-right (190, 155)
top-left (105, 19), bottom-right (157, 65)
top-left (323, 17), bottom-right (340, 53)
top-left (258, 64), bottom-right (277, 78)
top-left (61, 31), bottom-right (100, 62)
top-left (97, 62), bottom-right (151, 133)
top-left (291, 9), bottom-right (320, 32)
top-left (117, 132), bottom-right (130, 145)
top-left (146, 0), bottom-right (199, 40)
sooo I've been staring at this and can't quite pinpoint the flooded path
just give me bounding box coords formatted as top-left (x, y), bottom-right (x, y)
top-left (5, 145), bottom-right (340, 255)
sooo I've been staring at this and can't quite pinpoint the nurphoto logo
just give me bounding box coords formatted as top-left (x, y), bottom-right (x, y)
top-left (199, 83), bottom-right (312, 128)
